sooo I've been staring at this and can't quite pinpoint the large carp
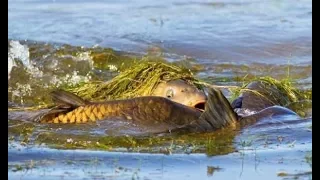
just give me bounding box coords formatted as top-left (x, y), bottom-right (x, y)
top-left (31, 86), bottom-right (237, 134)
top-left (8, 80), bottom-right (300, 134)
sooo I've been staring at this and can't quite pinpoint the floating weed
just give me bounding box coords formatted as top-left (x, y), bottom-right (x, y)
top-left (277, 171), bottom-right (312, 179)
top-left (11, 164), bottom-right (23, 172)
top-left (205, 126), bottom-right (238, 156)
top-left (207, 166), bottom-right (223, 176)
top-left (65, 160), bottom-right (74, 165)
top-left (27, 126), bottom-right (239, 156)
top-left (8, 122), bottom-right (36, 145)
top-left (277, 171), bottom-right (288, 177)
top-left (66, 60), bottom-right (205, 101)
top-left (229, 76), bottom-right (311, 106)
top-left (237, 134), bottom-right (260, 149)
top-left (9, 160), bottom-right (36, 172)
top-left (239, 139), bottom-right (253, 148)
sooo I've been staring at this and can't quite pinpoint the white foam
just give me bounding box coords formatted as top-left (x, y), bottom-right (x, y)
top-left (8, 40), bottom-right (30, 79)
top-left (8, 40), bottom-right (45, 80)
top-left (49, 71), bottom-right (91, 87)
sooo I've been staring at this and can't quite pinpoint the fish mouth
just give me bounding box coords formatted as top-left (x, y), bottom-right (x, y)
top-left (193, 101), bottom-right (206, 112)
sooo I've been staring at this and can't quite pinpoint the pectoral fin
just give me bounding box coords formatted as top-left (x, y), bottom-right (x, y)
top-left (198, 88), bottom-right (238, 130)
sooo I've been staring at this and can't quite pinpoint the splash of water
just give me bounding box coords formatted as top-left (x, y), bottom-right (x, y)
top-left (8, 40), bottom-right (44, 79)
top-left (8, 40), bottom-right (30, 79)
top-left (8, 40), bottom-right (94, 105)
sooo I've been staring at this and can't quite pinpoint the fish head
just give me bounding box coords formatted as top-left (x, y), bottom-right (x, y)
top-left (152, 79), bottom-right (207, 111)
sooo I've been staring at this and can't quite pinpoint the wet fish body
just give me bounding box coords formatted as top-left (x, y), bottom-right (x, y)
top-left (40, 94), bottom-right (200, 126)
top-left (31, 88), bottom-right (237, 133)
top-left (9, 80), bottom-right (303, 134)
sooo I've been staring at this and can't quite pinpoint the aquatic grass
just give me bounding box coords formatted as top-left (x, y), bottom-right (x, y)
top-left (8, 59), bottom-right (206, 111)
top-left (207, 166), bottom-right (223, 176)
top-left (224, 76), bottom-right (312, 106)
top-left (19, 126), bottom-right (238, 156)
top-left (66, 60), bottom-right (205, 101)
top-left (239, 139), bottom-right (253, 148)
top-left (258, 77), bottom-right (302, 102)
top-left (9, 57), bottom-right (311, 112)
top-left (8, 159), bottom-right (56, 173)
top-left (10, 165), bottom-right (23, 172)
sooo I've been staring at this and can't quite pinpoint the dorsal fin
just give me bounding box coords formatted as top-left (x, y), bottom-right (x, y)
top-left (50, 89), bottom-right (88, 108)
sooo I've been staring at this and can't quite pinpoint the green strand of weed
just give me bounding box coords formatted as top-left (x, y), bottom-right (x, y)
top-left (66, 61), bottom-right (204, 101)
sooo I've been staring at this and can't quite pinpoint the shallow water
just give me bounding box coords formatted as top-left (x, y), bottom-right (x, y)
top-left (8, 143), bottom-right (311, 180)
top-left (8, 116), bottom-right (312, 180)
top-left (8, 0), bottom-right (312, 179)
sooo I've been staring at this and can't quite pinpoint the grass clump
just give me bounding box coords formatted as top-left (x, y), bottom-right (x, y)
top-left (33, 128), bottom-right (237, 156)
top-left (66, 61), bottom-right (205, 101)
top-left (228, 76), bottom-right (311, 106)
top-left (257, 77), bottom-right (311, 102)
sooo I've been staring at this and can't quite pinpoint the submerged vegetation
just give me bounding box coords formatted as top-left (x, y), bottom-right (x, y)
top-left (228, 76), bottom-right (311, 104)
top-left (8, 120), bottom-right (238, 156)
top-left (224, 76), bottom-right (312, 117)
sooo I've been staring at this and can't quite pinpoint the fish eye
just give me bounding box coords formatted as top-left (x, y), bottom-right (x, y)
top-left (166, 89), bottom-right (174, 98)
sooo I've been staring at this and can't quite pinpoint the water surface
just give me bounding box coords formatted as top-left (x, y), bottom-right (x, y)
top-left (8, 0), bottom-right (312, 179)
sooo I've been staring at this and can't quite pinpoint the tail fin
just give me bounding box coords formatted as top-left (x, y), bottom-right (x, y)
top-left (198, 88), bottom-right (238, 130)
top-left (33, 90), bottom-right (88, 123)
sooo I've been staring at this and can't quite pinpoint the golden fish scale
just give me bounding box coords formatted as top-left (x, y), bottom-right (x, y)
top-left (48, 104), bottom-right (118, 124)
top-left (42, 98), bottom-right (176, 124)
